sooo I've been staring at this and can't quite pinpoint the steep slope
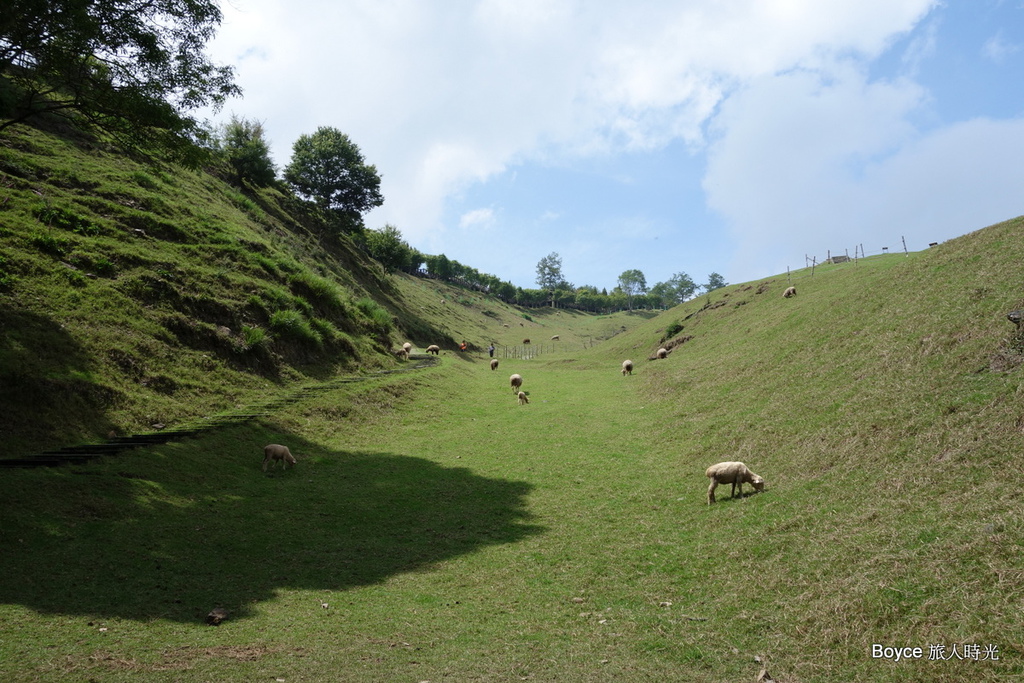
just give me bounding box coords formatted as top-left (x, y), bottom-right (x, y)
top-left (0, 124), bottom-right (421, 455)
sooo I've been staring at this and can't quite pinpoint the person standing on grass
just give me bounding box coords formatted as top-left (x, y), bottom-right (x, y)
top-left (488, 343), bottom-right (495, 357)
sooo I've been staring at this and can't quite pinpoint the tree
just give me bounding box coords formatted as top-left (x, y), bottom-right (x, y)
top-left (364, 224), bottom-right (414, 274)
top-left (535, 252), bottom-right (568, 305)
top-left (283, 126), bottom-right (384, 226)
top-left (0, 0), bottom-right (240, 165)
top-left (617, 269), bottom-right (648, 310)
top-left (650, 271), bottom-right (698, 308)
top-left (218, 116), bottom-right (275, 186)
top-left (704, 272), bottom-right (728, 292)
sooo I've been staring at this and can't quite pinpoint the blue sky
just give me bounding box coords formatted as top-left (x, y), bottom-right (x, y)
top-left (207, 0), bottom-right (1024, 292)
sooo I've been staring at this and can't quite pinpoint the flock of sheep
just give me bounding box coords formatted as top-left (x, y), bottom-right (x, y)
top-left (264, 287), bottom-right (802, 503)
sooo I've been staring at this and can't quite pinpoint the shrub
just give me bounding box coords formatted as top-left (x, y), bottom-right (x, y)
top-left (290, 271), bottom-right (342, 311)
top-left (269, 309), bottom-right (322, 346)
top-left (355, 297), bottom-right (392, 332)
top-left (664, 321), bottom-right (684, 340)
top-left (33, 205), bottom-right (98, 236)
top-left (239, 325), bottom-right (270, 353)
top-left (30, 231), bottom-right (72, 256)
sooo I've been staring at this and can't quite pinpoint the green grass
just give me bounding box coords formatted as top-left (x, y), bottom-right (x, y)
top-left (2, 122), bottom-right (1024, 681)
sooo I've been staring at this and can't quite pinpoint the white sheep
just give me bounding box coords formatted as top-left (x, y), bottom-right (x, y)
top-left (656, 348), bottom-right (668, 359)
top-left (263, 444), bottom-right (297, 471)
top-left (490, 358), bottom-right (499, 371)
top-left (705, 461), bottom-right (765, 504)
top-left (426, 344), bottom-right (440, 355)
top-left (551, 335), bottom-right (560, 341)
top-left (622, 360), bottom-right (633, 376)
top-left (510, 373), bottom-right (523, 393)
top-left (518, 391), bottom-right (529, 405)
top-left (403, 342), bottom-right (413, 354)
top-left (783, 286), bottom-right (797, 298)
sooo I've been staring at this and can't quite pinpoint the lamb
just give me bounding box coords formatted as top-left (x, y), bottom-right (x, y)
top-left (395, 347), bottom-right (409, 360)
top-left (783, 286), bottom-right (797, 298)
top-left (705, 461), bottom-right (765, 504)
top-left (518, 391), bottom-right (529, 405)
top-left (656, 348), bottom-right (668, 359)
top-left (490, 358), bottom-right (499, 371)
top-left (426, 344), bottom-right (440, 355)
top-left (510, 373), bottom-right (523, 393)
top-left (263, 444), bottom-right (297, 471)
top-left (622, 359), bottom-right (633, 376)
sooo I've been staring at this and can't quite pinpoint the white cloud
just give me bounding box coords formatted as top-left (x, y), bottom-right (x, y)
top-left (459, 207), bottom-right (497, 230)
top-left (982, 31), bottom-right (1022, 64)
top-left (209, 0), bottom-right (939, 249)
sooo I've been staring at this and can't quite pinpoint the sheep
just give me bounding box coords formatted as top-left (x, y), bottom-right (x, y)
top-left (551, 335), bottom-right (560, 341)
top-left (518, 391), bottom-right (529, 405)
top-left (395, 348), bottom-right (409, 360)
top-left (403, 342), bottom-right (413, 354)
top-left (705, 461), bottom-right (765, 504)
top-left (656, 348), bottom-right (668, 359)
top-left (263, 444), bottom-right (297, 471)
top-left (490, 358), bottom-right (499, 371)
top-left (783, 286), bottom-right (797, 298)
top-left (622, 359), bottom-right (633, 376)
top-left (510, 373), bottom-right (523, 394)
top-left (426, 344), bottom-right (440, 355)
top-left (523, 338), bottom-right (531, 345)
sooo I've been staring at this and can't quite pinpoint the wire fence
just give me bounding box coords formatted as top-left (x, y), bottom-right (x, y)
top-left (783, 236), bottom-right (925, 283)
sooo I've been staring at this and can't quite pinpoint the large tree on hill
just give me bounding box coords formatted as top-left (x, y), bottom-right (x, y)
top-left (704, 272), bottom-right (728, 292)
top-left (284, 126), bottom-right (384, 229)
top-left (536, 252), bottom-right (570, 305)
top-left (650, 271), bottom-right (698, 307)
top-left (217, 116), bottom-right (276, 186)
top-left (0, 0), bottom-right (239, 165)
top-left (617, 269), bottom-right (648, 310)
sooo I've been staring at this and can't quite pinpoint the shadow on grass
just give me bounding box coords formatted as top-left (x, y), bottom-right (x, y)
top-left (0, 305), bottom-right (118, 455)
top-left (0, 426), bottom-right (543, 623)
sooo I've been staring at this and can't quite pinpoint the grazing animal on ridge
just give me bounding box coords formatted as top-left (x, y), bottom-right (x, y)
top-left (263, 444), bottom-right (297, 471)
top-left (622, 360), bottom-right (633, 376)
top-left (783, 286), bottom-right (797, 298)
top-left (705, 461), bottom-right (765, 504)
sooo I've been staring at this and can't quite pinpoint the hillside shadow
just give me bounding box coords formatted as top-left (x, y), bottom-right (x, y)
top-left (0, 432), bottom-right (542, 623)
top-left (0, 306), bottom-right (118, 454)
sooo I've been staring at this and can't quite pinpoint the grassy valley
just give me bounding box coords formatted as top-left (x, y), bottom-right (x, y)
top-left (2, 123), bottom-right (1024, 682)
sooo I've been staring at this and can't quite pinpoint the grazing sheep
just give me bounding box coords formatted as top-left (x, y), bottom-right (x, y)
top-left (518, 391), bottom-right (529, 405)
top-left (705, 461), bottom-right (765, 504)
top-left (490, 358), bottom-right (499, 371)
top-left (622, 360), bottom-right (633, 376)
top-left (656, 348), bottom-right (668, 359)
top-left (523, 338), bottom-right (531, 345)
top-left (551, 335), bottom-right (560, 341)
top-left (426, 344), bottom-right (440, 355)
top-left (783, 286), bottom-right (797, 298)
top-left (510, 373), bottom-right (523, 393)
top-left (263, 444), bottom-right (297, 471)
top-left (395, 347), bottom-right (409, 360)
top-left (403, 342), bottom-right (413, 355)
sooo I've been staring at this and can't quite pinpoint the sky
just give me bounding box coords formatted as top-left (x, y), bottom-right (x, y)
top-left (205, 0), bottom-right (1024, 292)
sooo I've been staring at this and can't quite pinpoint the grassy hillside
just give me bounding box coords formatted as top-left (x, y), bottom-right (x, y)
top-left (0, 123), bottom-right (453, 455)
top-left (2, 122), bottom-right (1023, 681)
